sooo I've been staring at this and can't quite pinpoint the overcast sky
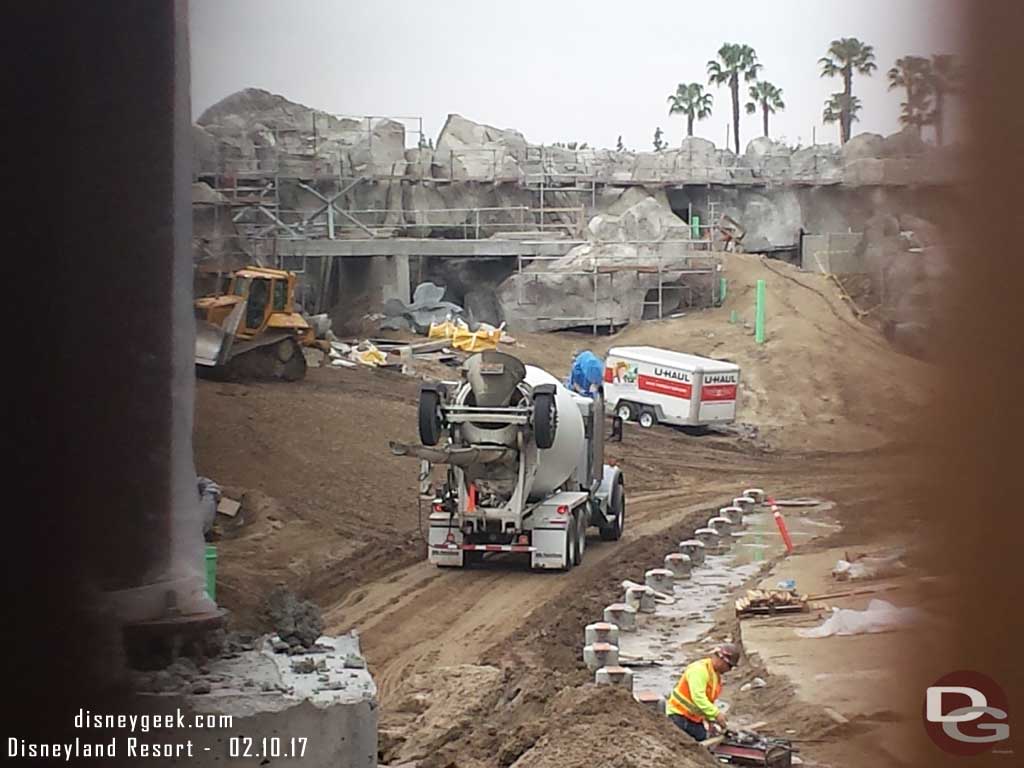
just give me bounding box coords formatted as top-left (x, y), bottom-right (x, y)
top-left (190, 0), bottom-right (963, 151)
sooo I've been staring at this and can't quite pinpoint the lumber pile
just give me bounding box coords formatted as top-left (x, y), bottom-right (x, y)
top-left (735, 589), bottom-right (809, 617)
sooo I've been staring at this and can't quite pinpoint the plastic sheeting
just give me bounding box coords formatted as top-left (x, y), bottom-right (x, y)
top-left (796, 599), bottom-right (921, 638)
top-left (832, 552), bottom-right (907, 581)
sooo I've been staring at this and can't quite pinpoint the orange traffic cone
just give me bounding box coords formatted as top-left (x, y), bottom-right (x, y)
top-left (768, 498), bottom-right (794, 554)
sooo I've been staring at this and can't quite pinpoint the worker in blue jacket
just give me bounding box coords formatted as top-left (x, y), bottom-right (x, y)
top-left (567, 350), bottom-right (604, 398)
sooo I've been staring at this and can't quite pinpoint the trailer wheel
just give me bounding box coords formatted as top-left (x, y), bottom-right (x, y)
top-left (638, 409), bottom-right (657, 429)
top-left (561, 518), bottom-right (576, 572)
top-left (534, 390), bottom-right (558, 450)
top-left (615, 402), bottom-right (635, 422)
top-left (418, 387), bottom-right (443, 446)
top-left (599, 479), bottom-right (625, 541)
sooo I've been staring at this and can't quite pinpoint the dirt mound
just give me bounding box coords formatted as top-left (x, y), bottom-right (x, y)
top-left (194, 367), bottom-right (424, 627)
top-left (381, 667), bottom-right (713, 768)
top-left (508, 686), bottom-right (713, 768)
top-left (505, 252), bottom-right (930, 451)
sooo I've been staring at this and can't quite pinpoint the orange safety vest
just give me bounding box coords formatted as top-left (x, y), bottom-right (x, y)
top-left (666, 657), bottom-right (722, 722)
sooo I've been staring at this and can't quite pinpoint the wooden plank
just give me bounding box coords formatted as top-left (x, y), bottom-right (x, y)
top-left (807, 583), bottom-right (903, 601)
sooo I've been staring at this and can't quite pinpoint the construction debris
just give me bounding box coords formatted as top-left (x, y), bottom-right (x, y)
top-left (262, 588), bottom-right (324, 651)
top-left (735, 589), bottom-right (809, 617)
top-left (350, 341), bottom-right (389, 367)
top-left (832, 551), bottom-right (906, 581)
top-left (216, 496), bottom-right (241, 518)
top-left (740, 677), bottom-right (768, 692)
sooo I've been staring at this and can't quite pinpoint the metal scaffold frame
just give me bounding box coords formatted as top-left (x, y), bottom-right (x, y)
top-left (197, 169), bottom-right (589, 242)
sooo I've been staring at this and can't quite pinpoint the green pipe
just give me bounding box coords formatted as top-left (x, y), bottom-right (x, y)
top-left (691, 215), bottom-right (700, 240)
top-left (729, 310), bottom-right (737, 324)
top-left (755, 279), bottom-right (766, 344)
top-left (719, 277), bottom-right (727, 304)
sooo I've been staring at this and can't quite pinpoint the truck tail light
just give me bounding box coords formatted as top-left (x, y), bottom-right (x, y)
top-left (556, 505), bottom-right (569, 515)
top-left (432, 502), bottom-right (444, 513)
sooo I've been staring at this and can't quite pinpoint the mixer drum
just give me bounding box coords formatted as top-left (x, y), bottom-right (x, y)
top-left (524, 366), bottom-right (585, 500)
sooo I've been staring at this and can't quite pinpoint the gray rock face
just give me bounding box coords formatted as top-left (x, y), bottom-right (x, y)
top-left (791, 144), bottom-right (842, 181)
top-left (194, 87), bottom-right (407, 178)
top-left (745, 137), bottom-right (792, 178)
top-left (495, 194), bottom-right (704, 331)
top-left (881, 126), bottom-right (928, 158)
top-left (721, 189), bottom-right (803, 250)
top-left (855, 212), bottom-right (950, 359)
top-left (841, 133), bottom-right (885, 164)
top-left (435, 113), bottom-right (527, 181)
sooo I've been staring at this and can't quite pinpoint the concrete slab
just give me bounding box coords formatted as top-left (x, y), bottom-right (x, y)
top-left (136, 633), bottom-right (377, 767)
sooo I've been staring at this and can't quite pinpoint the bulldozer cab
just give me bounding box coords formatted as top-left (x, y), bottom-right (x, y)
top-left (228, 268), bottom-right (295, 338)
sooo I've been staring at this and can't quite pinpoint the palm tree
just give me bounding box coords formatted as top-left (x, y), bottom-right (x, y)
top-left (823, 92), bottom-right (862, 141)
top-left (927, 54), bottom-right (963, 146)
top-left (819, 37), bottom-right (877, 144)
top-left (745, 81), bottom-right (785, 138)
top-left (888, 56), bottom-right (933, 136)
top-left (666, 82), bottom-right (713, 138)
top-left (707, 44), bottom-right (761, 153)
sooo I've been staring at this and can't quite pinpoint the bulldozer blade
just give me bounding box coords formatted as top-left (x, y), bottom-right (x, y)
top-left (194, 300), bottom-right (246, 367)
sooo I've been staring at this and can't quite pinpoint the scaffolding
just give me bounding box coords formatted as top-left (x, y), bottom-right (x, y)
top-left (197, 168), bottom-right (590, 242)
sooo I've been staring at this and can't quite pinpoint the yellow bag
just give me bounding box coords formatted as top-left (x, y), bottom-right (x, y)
top-left (428, 320), bottom-right (457, 340)
top-left (451, 326), bottom-right (501, 352)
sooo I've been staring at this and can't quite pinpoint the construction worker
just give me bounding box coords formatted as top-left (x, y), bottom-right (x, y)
top-left (609, 414), bottom-right (624, 442)
top-left (567, 350), bottom-right (604, 398)
top-left (665, 644), bottom-right (741, 742)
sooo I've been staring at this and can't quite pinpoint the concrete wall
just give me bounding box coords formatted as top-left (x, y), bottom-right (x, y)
top-left (143, 634), bottom-right (377, 767)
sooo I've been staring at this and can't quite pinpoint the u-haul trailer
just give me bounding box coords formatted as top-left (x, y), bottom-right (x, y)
top-left (603, 346), bottom-right (740, 429)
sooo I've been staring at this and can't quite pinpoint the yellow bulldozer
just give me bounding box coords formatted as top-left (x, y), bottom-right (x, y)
top-left (194, 266), bottom-right (319, 381)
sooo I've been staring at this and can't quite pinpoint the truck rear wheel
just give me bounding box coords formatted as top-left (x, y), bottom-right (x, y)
top-left (418, 387), bottom-right (443, 446)
top-left (533, 389), bottom-right (557, 450)
top-left (561, 518), bottom-right (576, 572)
top-left (599, 479), bottom-right (625, 541)
top-left (638, 409), bottom-right (657, 429)
top-left (574, 511), bottom-right (586, 565)
top-left (615, 402), bottom-right (635, 422)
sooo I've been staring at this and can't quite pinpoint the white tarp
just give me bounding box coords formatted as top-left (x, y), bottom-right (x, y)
top-left (796, 599), bottom-right (920, 639)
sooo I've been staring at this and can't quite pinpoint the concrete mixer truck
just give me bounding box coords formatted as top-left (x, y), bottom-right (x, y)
top-left (390, 350), bottom-right (626, 570)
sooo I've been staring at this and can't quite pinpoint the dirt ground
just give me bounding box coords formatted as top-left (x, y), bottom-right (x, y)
top-left (194, 253), bottom-right (929, 766)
